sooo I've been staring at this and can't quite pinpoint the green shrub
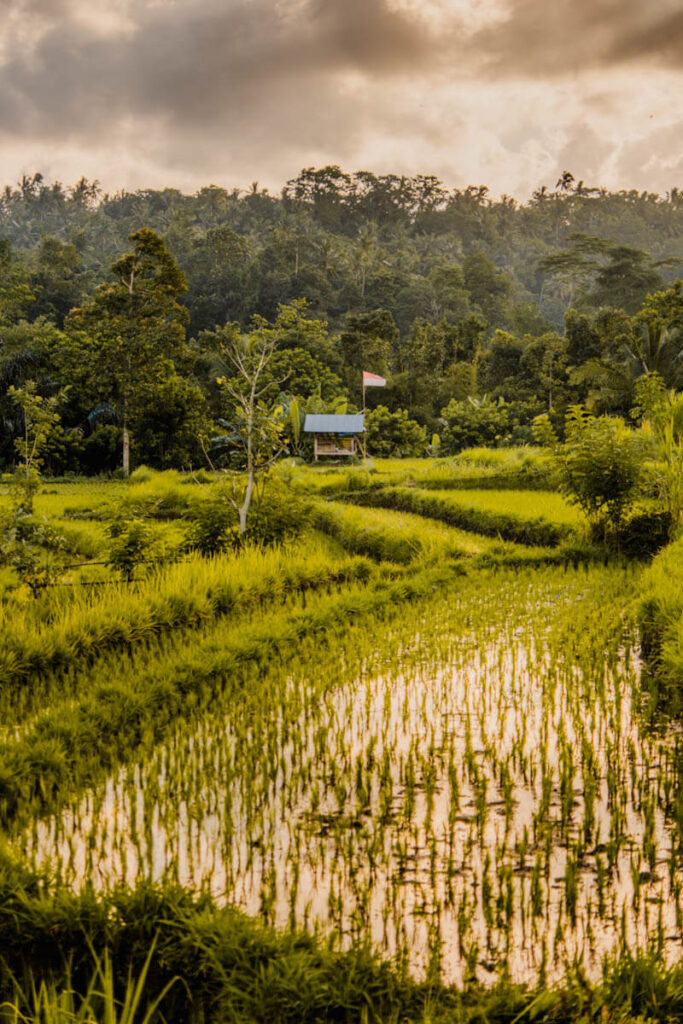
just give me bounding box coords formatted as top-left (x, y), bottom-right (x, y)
top-left (606, 508), bottom-right (672, 558)
top-left (538, 407), bottom-right (648, 536)
top-left (439, 398), bottom-right (510, 453)
top-left (365, 406), bottom-right (427, 457)
top-left (247, 483), bottom-right (312, 546)
top-left (81, 424), bottom-right (122, 475)
top-left (185, 496), bottom-right (239, 554)
top-left (186, 482), bottom-right (311, 554)
top-left (108, 517), bottom-right (156, 579)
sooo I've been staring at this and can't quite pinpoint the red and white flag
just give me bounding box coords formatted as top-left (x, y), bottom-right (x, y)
top-left (363, 371), bottom-right (386, 387)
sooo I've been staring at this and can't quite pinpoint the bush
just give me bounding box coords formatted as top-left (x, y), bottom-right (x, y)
top-left (247, 483), bottom-right (312, 546)
top-left (542, 407), bottom-right (648, 535)
top-left (439, 398), bottom-right (510, 453)
top-left (186, 482), bottom-right (311, 553)
top-left (365, 406), bottom-right (427, 457)
top-left (0, 506), bottom-right (66, 595)
top-left (108, 517), bottom-right (157, 579)
top-left (605, 508), bottom-right (672, 558)
top-left (81, 424), bottom-right (122, 475)
top-left (185, 496), bottom-right (239, 554)
top-left (41, 424), bottom-right (85, 476)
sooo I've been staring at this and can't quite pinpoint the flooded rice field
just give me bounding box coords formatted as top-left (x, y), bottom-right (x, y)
top-left (21, 565), bottom-right (683, 985)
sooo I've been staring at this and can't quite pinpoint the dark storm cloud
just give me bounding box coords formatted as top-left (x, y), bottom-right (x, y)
top-left (471, 0), bottom-right (683, 76)
top-left (0, 0), bottom-right (438, 142)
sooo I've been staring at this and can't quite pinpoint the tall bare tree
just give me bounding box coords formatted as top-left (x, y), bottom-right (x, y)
top-left (212, 319), bottom-right (286, 537)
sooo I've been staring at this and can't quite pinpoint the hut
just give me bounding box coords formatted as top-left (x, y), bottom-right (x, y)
top-left (303, 413), bottom-right (365, 460)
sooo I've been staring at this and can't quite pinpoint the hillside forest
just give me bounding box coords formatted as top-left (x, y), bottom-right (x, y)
top-left (1, 166), bottom-right (682, 474)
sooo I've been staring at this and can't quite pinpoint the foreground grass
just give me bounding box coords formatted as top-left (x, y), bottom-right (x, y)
top-left (0, 871), bottom-right (681, 1024)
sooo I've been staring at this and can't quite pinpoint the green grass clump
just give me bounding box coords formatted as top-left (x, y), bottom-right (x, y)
top-left (52, 518), bottom-right (110, 559)
top-left (121, 469), bottom-right (203, 520)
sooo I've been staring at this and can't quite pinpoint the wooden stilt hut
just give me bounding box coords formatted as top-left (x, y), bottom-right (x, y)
top-left (303, 414), bottom-right (365, 460)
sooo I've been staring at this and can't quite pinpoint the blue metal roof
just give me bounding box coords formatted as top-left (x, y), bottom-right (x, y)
top-left (303, 414), bottom-right (365, 434)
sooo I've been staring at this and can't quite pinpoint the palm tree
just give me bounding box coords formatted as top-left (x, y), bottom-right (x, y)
top-left (623, 321), bottom-right (683, 387)
top-left (556, 171), bottom-right (575, 194)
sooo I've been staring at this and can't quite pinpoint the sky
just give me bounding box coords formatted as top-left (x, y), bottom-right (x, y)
top-left (0, 0), bottom-right (681, 200)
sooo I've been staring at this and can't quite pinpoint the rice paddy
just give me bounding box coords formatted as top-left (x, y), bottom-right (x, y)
top-left (16, 561), bottom-right (681, 989)
top-left (2, 455), bottom-right (683, 1020)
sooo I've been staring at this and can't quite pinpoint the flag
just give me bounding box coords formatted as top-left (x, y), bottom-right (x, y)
top-left (363, 371), bottom-right (386, 387)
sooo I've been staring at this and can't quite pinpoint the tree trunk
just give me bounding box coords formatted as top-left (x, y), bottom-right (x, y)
top-left (122, 397), bottom-right (130, 478)
top-left (239, 468), bottom-right (254, 537)
top-left (238, 475), bottom-right (253, 537)
top-left (238, 399), bottom-right (256, 538)
top-left (122, 424), bottom-right (130, 478)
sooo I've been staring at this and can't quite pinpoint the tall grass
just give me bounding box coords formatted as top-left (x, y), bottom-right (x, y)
top-left (639, 535), bottom-right (683, 691)
top-left (0, 542), bottom-right (373, 695)
top-left (0, 941), bottom-right (175, 1024)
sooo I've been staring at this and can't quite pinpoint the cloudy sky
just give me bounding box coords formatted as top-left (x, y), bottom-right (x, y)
top-left (0, 0), bottom-right (681, 199)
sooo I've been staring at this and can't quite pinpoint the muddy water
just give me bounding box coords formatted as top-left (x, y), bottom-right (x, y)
top-left (22, 568), bottom-right (683, 985)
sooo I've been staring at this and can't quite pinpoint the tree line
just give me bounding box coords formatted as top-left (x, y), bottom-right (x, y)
top-left (0, 167), bottom-right (682, 474)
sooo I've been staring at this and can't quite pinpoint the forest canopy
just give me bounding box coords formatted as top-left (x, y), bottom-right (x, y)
top-left (0, 167), bottom-right (682, 473)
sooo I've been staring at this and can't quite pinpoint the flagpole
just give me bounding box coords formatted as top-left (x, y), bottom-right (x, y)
top-left (361, 373), bottom-right (367, 459)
